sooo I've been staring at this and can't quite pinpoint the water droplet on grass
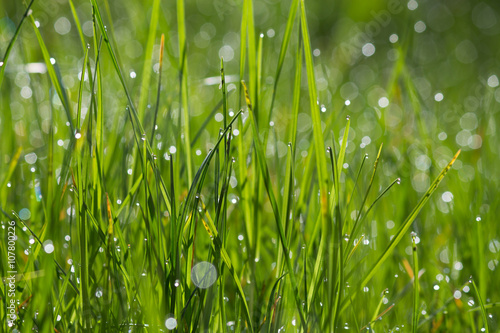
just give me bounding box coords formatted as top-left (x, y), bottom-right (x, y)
top-left (19, 208), bottom-right (31, 220)
top-left (25, 152), bottom-right (37, 164)
top-left (43, 240), bottom-right (54, 254)
top-left (191, 262), bottom-right (217, 289)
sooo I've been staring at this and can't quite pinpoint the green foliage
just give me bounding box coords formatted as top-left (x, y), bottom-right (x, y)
top-left (0, 0), bottom-right (499, 332)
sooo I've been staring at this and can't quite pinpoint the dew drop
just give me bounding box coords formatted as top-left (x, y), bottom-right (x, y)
top-left (191, 262), bottom-right (217, 289)
top-left (43, 240), bottom-right (54, 254)
top-left (165, 317), bottom-right (177, 330)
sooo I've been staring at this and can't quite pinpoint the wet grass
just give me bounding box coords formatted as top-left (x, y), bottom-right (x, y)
top-left (1, 0), bottom-right (499, 332)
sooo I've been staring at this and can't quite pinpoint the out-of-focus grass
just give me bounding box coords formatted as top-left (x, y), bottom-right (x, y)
top-left (0, 0), bottom-right (499, 331)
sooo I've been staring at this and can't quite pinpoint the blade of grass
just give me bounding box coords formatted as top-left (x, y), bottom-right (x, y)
top-left (412, 234), bottom-right (419, 332)
top-left (359, 150), bottom-right (461, 293)
top-left (268, 0), bottom-right (299, 125)
top-left (471, 278), bottom-right (489, 333)
top-left (0, 146), bottom-right (22, 208)
top-left (137, 0), bottom-right (161, 121)
top-left (0, 0), bottom-right (35, 90)
top-left (265, 273), bottom-right (287, 333)
top-left (177, 0), bottom-right (194, 184)
top-left (199, 199), bottom-right (254, 333)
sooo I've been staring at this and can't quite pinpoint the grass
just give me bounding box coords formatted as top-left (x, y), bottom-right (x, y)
top-left (1, 0), bottom-right (499, 332)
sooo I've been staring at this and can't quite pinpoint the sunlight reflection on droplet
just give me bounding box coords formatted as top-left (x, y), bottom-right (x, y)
top-left (44, 240), bottom-right (54, 254)
top-left (165, 317), bottom-right (177, 330)
top-left (191, 262), bottom-right (217, 289)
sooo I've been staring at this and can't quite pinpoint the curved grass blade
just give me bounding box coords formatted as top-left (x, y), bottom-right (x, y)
top-left (471, 278), bottom-right (489, 333)
top-left (359, 149), bottom-right (461, 291)
top-left (412, 235), bottom-right (419, 332)
top-left (0, 0), bottom-right (35, 89)
top-left (265, 273), bottom-right (287, 333)
top-left (0, 146), bottom-right (22, 207)
top-left (199, 199), bottom-right (254, 333)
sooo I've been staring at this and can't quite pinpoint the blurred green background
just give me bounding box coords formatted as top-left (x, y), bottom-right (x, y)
top-left (1, 0), bottom-right (500, 331)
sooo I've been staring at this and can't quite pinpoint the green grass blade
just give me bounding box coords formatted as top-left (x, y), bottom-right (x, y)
top-left (412, 235), bottom-right (419, 332)
top-left (0, 0), bottom-right (35, 90)
top-left (359, 149), bottom-right (461, 290)
top-left (337, 118), bottom-right (350, 184)
top-left (265, 273), bottom-right (287, 333)
top-left (68, 0), bottom-right (86, 52)
top-left (137, 0), bottom-right (161, 120)
top-left (28, 15), bottom-right (73, 133)
top-left (177, 0), bottom-right (194, 185)
top-left (471, 278), bottom-right (489, 333)
top-left (268, 0), bottom-right (299, 124)
top-left (289, 31), bottom-right (302, 153)
top-left (299, 0), bottom-right (328, 194)
top-left (0, 146), bottom-right (22, 207)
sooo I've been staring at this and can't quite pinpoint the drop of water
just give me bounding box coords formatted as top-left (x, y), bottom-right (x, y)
top-left (25, 152), bottom-right (38, 164)
top-left (165, 317), bottom-right (177, 330)
top-left (396, 178), bottom-right (401, 185)
top-left (19, 208), bottom-right (31, 220)
top-left (43, 240), bottom-right (54, 254)
top-left (191, 262), bottom-right (217, 289)
top-left (95, 288), bottom-right (103, 298)
top-left (346, 115), bottom-right (350, 120)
